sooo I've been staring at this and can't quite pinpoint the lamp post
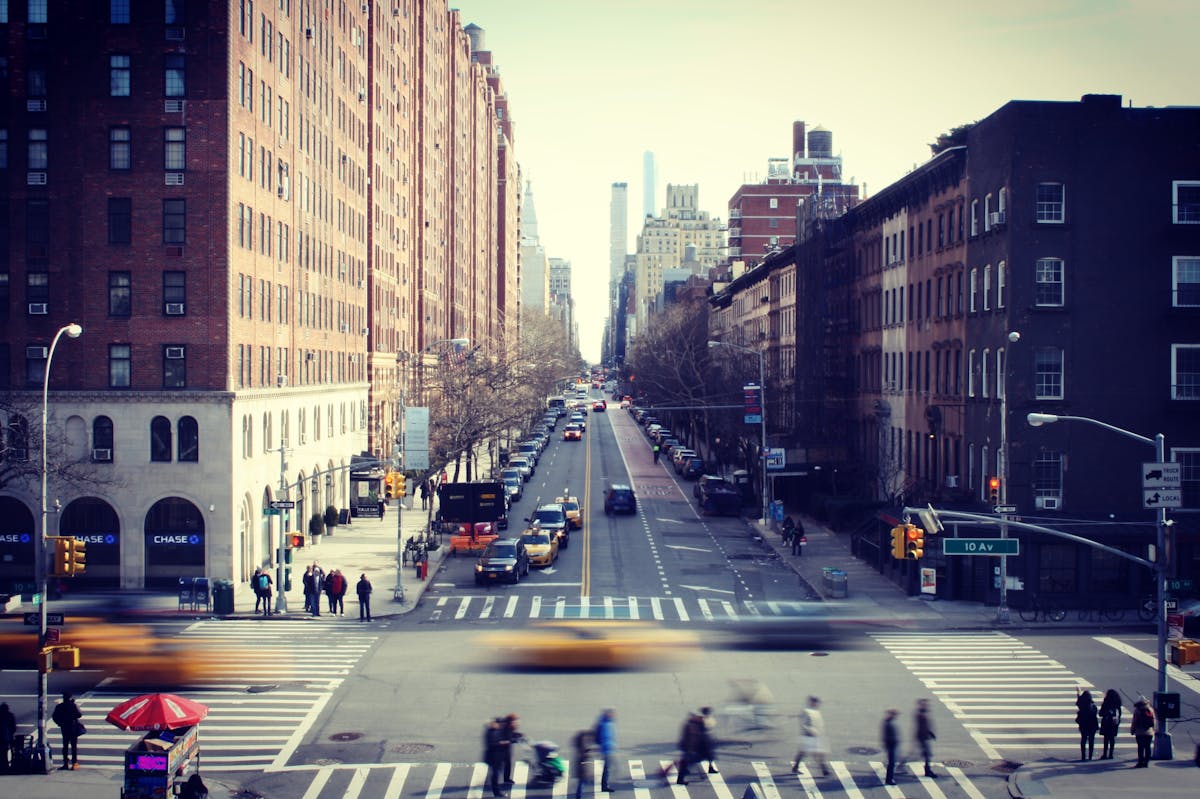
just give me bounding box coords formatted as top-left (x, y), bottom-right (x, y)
top-left (1027, 411), bottom-right (1172, 760)
top-left (996, 331), bottom-right (1020, 624)
top-left (37, 322), bottom-right (82, 771)
top-left (707, 340), bottom-right (769, 523)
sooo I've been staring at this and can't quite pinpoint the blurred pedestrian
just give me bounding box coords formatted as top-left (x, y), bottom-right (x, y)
top-left (500, 713), bottom-right (522, 786)
top-left (311, 562), bottom-right (325, 616)
top-left (781, 516), bottom-right (795, 544)
top-left (51, 691), bottom-right (82, 770)
top-left (420, 480), bottom-right (430, 510)
top-left (252, 567), bottom-right (265, 614)
top-left (881, 709), bottom-right (900, 785)
top-left (356, 573), bottom-right (373, 621)
top-left (1130, 696), bottom-right (1155, 767)
top-left (1075, 689), bottom-right (1099, 760)
top-left (914, 698), bottom-right (938, 778)
top-left (0, 702), bottom-right (16, 773)
top-left (302, 565), bottom-right (316, 614)
top-left (483, 718), bottom-right (506, 797)
top-left (674, 712), bottom-right (705, 785)
top-left (791, 696), bottom-right (830, 777)
top-left (791, 518), bottom-right (806, 556)
top-left (179, 773), bottom-right (209, 799)
top-left (699, 706), bottom-right (718, 774)
top-left (1098, 688), bottom-right (1123, 759)
top-left (572, 728), bottom-right (595, 799)
top-left (594, 709), bottom-right (616, 791)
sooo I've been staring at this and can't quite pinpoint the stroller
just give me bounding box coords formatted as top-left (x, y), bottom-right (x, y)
top-left (525, 739), bottom-right (566, 787)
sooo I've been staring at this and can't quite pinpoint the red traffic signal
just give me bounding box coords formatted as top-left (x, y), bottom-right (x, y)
top-left (289, 533), bottom-right (305, 549)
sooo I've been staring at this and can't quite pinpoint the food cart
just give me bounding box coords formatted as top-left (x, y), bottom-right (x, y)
top-left (121, 725), bottom-right (199, 799)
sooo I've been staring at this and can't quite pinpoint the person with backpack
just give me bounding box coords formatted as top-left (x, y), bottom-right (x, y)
top-left (1074, 689), bottom-right (1099, 760)
top-left (1098, 689), bottom-right (1123, 759)
top-left (1130, 696), bottom-right (1155, 767)
top-left (256, 569), bottom-right (273, 616)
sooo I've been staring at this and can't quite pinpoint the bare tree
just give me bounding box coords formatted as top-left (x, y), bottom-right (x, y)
top-left (0, 392), bottom-right (119, 495)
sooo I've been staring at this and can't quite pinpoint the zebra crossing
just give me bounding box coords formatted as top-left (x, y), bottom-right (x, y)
top-left (74, 619), bottom-right (379, 771)
top-left (873, 631), bottom-right (1091, 760)
top-left (284, 758), bottom-right (999, 799)
top-left (424, 595), bottom-right (804, 623)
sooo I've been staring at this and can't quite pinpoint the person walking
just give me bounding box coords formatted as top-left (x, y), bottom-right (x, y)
top-left (302, 565), bottom-right (316, 614)
top-left (356, 573), bottom-right (373, 621)
top-left (483, 718), bottom-right (507, 798)
top-left (652, 443), bottom-right (661, 463)
top-left (252, 567), bottom-right (265, 614)
top-left (51, 691), bottom-right (82, 770)
top-left (179, 773), bottom-right (209, 799)
top-left (674, 712), bottom-right (706, 786)
top-left (326, 569), bottom-right (347, 615)
top-left (499, 714), bottom-right (522, 787)
top-left (594, 708), bottom-right (616, 791)
top-left (572, 727), bottom-right (595, 799)
top-left (1098, 688), bottom-right (1123, 759)
top-left (781, 516), bottom-right (796, 545)
top-left (311, 562), bottom-right (325, 616)
top-left (699, 706), bottom-right (719, 774)
top-left (791, 696), bottom-right (830, 777)
top-left (1075, 689), bottom-right (1099, 760)
top-left (881, 709), bottom-right (900, 785)
top-left (257, 568), bottom-right (273, 616)
top-left (419, 480), bottom-right (429, 510)
top-left (0, 701), bottom-right (17, 773)
top-left (1130, 696), bottom-right (1155, 767)
top-left (914, 698), bottom-right (938, 778)
top-left (791, 518), bottom-right (806, 556)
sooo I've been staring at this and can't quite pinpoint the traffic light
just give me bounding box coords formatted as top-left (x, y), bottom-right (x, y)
top-left (384, 472), bottom-right (395, 498)
top-left (290, 533), bottom-right (305, 549)
top-left (68, 538), bottom-right (86, 576)
top-left (51, 537), bottom-right (71, 577)
top-left (395, 474), bottom-right (407, 498)
top-left (905, 524), bottom-right (925, 559)
top-left (988, 476), bottom-right (1001, 505)
top-left (890, 526), bottom-right (907, 559)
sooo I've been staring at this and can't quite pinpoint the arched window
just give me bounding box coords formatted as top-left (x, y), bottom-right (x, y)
top-left (150, 416), bottom-right (172, 462)
top-left (5, 415), bottom-right (30, 461)
top-left (93, 416), bottom-right (114, 462)
top-left (178, 416), bottom-right (199, 462)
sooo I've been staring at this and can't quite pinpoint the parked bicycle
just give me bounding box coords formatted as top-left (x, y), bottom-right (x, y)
top-left (1077, 602), bottom-right (1126, 622)
top-left (1019, 594), bottom-right (1066, 622)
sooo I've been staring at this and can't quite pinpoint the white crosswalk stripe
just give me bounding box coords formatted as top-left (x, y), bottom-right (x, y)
top-left (422, 595), bottom-right (814, 624)
top-left (873, 631), bottom-right (1093, 759)
top-left (73, 619), bottom-right (378, 772)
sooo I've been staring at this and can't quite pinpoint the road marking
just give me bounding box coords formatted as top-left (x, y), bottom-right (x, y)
top-left (707, 767), bottom-right (735, 799)
top-left (698, 599), bottom-right (715, 622)
top-left (720, 601), bottom-right (737, 619)
top-left (554, 597), bottom-right (566, 618)
top-left (665, 544), bottom-right (712, 553)
top-left (480, 596), bottom-right (496, 619)
top-left (429, 761), bottom-right (452, 799)
top-left (868, 761), bottom-right (903, 797)
top-left (530, 596), bottom-right (542, 618)
top-left (344, 766), bottom-right (369, 798)
top-left (650, 597), bottom-right (664, 620)
top-left (674, 597), bottom-right (689, 622)
top-left (300, 766), bottom-right (333, 799)
top-left (504, 595), bottom-right (519, 618)
top-left (1094, 636), bottom-right (1200, 695)
top-left (792, 763), bottom-right (824, 799)
top-left (946, 765), bottom-right (989, 799)
top-left (678, 584), bottom-right (735, 595)
top-left (455, 597), bottom-right (472, 620)
top-left (467, 763), bottom-right (487, 799)
top-left (752, 761), bottom-right (784, 799)
top-left (604, 595), bottom-right (615, 619)
top-left (829, 761), bottom-right (865, 799)
top-left (906, 762), bottom-right (948, 798)
top-left (628, 596), bottom-right (640, 620)
top-left (628, 759), bottom-right (652, 799)
top-left (384, 763), bottom-right (411, 799)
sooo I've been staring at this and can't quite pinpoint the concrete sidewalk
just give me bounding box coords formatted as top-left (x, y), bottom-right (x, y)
top-left (1006, 755), bottom-right (1200, 798)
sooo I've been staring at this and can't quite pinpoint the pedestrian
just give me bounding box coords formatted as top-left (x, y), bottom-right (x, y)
top-left (334, 569), bottom-right (347, 615)
top-left (302, 565), bottom-right (316, 614)
top-left (781, 515), bottom-right (796, 544)
top-left (673, 712), bottom-right (706, 785)
top-left (325, 569), bottom-right (345, 615)
top-left (594, 708), bottom-right (616, 791)
top-left (310, 562), bottom-right (324, 616)
top-left (420, 480), bottom-right (429, 510)
top-left (50, 691), bottom-right (82, 770)
top-left (483, 718), bottom-right (507, 797)
top-left (699, 706), bottom-right (718, 774)
top-left (791, 518), bottom-right (806, 556)
top-left (0, 701), bottom-right (16, 774)
top-left (252, 567), bottom-right (265, 614)
top-left (572, 728), bottom-right (595, 799)
top-left (257, 568), bottom-right (273, 616)
top-left (356, 573), bottom-right (373, 621)
top-left (1075, 689), bottom-right (1099, 760)
top-left (1130, 696), bottom-right (1155, 767)
top-left (914, 698), bottom-right (938, 778)
top-left (1098, 688), bottom-right (1123, 759)
top-left (652, 443), bottom-right (660, 463)
top-left (179, 773), bottom-right (209, 799)
top-left (499, 714), bottom-right (522, 787)
top-left (881, 709), bottom-right (900, 785)
top-left (791, 696), bottom-right (830, 777)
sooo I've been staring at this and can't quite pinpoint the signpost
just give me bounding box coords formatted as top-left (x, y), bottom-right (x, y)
top-left (943, 538), bottom-right (1020, 556)
top-left (24, 612), bottom-right (63, 626)
top-left (270, 500), bottom-right (296, 509)
top-left (1142, 462), bottom-right (1182, 509)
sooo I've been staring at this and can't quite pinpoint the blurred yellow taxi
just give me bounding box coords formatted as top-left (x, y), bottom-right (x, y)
top-left (478, 620), bottom-right (698, 669)
top-left (554, 494), bottom-right (583, 529)
top-left (521, 526), bottom-right (559, 567)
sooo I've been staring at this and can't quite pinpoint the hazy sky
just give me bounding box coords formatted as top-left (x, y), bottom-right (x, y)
top-left (449, 0), bottom-right (1198, 361)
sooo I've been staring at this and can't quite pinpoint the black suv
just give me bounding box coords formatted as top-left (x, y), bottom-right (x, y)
top-left (474, 538), bottom-right (531, 585)
top-left (529, 503), bottom-right (570, 549)
top-left (604, 484), bottom-right (637, 515)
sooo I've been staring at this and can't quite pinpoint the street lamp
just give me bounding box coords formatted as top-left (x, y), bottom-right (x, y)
top-left (707, 340), bottom-right (769, 523)
top-left (37, 322), bottom-right (82, 771)
top-left (996, 331), bottom-right (1020, 624)
top-left (1026, 411), bottom-right (1172, 760)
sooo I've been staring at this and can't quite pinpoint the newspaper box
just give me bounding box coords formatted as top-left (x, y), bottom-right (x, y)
top-left (122, 725), bottom-right (199, 799)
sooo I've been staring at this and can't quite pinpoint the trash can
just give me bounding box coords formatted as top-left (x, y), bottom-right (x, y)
top-left (822, 567), bottom-right (848, 599)
top-left (212, 579), bottom-right (235, 615)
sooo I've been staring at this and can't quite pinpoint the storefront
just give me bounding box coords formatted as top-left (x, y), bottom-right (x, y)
top-left (143, 497), bottom-right (205, 590)
top-left (60, 497), bottom-right (121, 590)
top-left (0, 497), bottom-right (36, 594)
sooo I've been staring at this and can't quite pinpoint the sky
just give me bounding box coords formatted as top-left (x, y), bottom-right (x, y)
top-left (449, 0), bottom-right (1199, 362)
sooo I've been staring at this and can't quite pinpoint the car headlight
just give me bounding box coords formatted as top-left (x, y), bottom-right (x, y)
top-left (475, 564), bottom-right (484, 572)
top-left (504, 564), bottom-right (513, 571)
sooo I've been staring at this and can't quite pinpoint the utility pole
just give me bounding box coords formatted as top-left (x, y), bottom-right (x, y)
top-left (394, 387), bottom-right (406, 603)
top-left (274, 440), bottom-right (291, 614)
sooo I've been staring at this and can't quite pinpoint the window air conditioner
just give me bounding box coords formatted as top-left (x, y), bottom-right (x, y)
top-left (26, 346), bottom-right (49, 359)
top-left (27, 172), bottom-right (47, 186)
top-left (165, 346), bottom-right (185, 359)
top-left (945, 474), bottom-right (959, 488)
top-left (989, 211), bottom-right (1006, 227)
top-left (1035, 496), bottom-right (1060, 510)
top-left (27, 99), bottom-right (46, 112)
top-left (277, 374), bottom-right (288, 387)
top-left (165, 172), bottom-right (185, 186)
top-left (164, 99), bottom-right (184, 113)
top-left (92, 448), bottom-right (113, 462)
top-left (28, 303), bottom-right (48, 315)
top-left (165, 27), bottom-right (186, 41)
top-left (165, 303), bottom-right (186, 315)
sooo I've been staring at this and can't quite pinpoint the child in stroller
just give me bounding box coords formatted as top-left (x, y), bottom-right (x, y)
top-left (526, 739), bottom-right (566, 786)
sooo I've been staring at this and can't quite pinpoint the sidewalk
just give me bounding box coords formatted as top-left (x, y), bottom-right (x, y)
top-left (1006, 755), bottom-right (1199, 798)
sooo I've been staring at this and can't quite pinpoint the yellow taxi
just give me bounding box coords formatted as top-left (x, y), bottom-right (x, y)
top-left (521, 525), bottom-right (559, 567)
top-left (554, 493), bottom-right (583, 529)
top-left (478, 620), bottom-right (699, 670)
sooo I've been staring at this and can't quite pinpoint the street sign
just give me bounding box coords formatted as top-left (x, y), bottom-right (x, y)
top-left (1165, 599), bottom-right (1178, 612)
top-left (1166, 579), bottom-right (1194, 592)
top-left (45, 627), bottom-right (60, 644)
top-left (943, 538), bottom-right (1020, 556)
top-left (1142, 462), bottom-right (1182, 509)
top-left (263, 508), bottom-right (281, 516)
top-left (993, 505), bottom-right (1017, 514)
top-left (765, 448), bottom-right (786, 470)
top-left (270, 500), bottom-right (296, 509)
top-left (24, 612), bottom-right (64, 626)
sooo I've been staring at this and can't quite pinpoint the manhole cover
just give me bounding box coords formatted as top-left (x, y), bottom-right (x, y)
top-left (811, 651), bottom-right (830, 657)
top-left (991, 760), bottom-right (1021, 772)
top-left (330, 732), bottom-right (363, 742)
top-left (847, 746), bottom-right (879, 756)
top-left (313, 758), bottom-right (342, 766)
top-left (944, 759), bottom-right (974, 768)
top-left (246, 685), bottom-right (279, 694)
top-left (393, 743), bottom-right (436, 754)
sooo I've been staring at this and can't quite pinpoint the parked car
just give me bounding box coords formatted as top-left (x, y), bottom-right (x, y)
top-left (672, 448), bottom-right (697, 472)
top-left (502, 474), bottom-right (523, 501)
top-left (508, 456), bottom-right (534, 481)
top-left (697, 479), bottom-right (741, 516)
top-left (474, 538), bottom-right (531, 585)
top-left (604, 484), bottom-right (637, 515)
top-left (517, 441), bottom-right (540, 465)
top-left (681, 457), bottom-right (706, 480)
top-left (694, 474), bottom-right (729, 499)
top-left (529, 503), bottom-right (570, 549)
top-left (521, 525), bottom-right (560, 567)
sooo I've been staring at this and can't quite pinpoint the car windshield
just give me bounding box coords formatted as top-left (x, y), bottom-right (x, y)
top-left (501, 469), bottom-right (520, 480)
top-left (535, 510), bottom-right (565, 523)
top-left (487, 544), bottom-right (516, 558)
top-left (559, 501), bottom-right (579, 512)
top-left (523, 533), bottom-right (551, 545)
top-left (503, 476), bottom-right (520, 486)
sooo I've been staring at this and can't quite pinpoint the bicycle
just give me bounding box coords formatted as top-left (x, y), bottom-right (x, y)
top-left (1019, 595), bottom-right (1066, 623)
top-left (1077, 602), bottom-right (1126, 622)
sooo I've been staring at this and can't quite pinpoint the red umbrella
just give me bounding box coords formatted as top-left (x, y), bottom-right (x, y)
top-left (105, 693), bottom-right (209, 731)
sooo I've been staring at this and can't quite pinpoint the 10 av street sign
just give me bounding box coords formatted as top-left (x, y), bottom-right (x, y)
top-left (943, 538), bottom-right (1019, 556)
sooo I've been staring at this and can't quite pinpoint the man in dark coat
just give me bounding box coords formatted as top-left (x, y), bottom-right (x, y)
top-left (915, 699), bottom-right (937, 778)
top-left (881, 709), bottom-right (900, 785)
top-left (356, 573), bottom-right (373, 621)
top-left (484, 718), bottom-right (507, 797)
top-left (0, 701), bottom-right (17, 773)
top-left (51, 692), bottom-right (82, 770)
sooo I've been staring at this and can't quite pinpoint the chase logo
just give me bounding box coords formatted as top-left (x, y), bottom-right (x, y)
top-left (0, 533), bottom-right (32, 544)
top-left (151, 534), bottom-right (203, 545)
top-left (71, 534), bottom-right (116, 545)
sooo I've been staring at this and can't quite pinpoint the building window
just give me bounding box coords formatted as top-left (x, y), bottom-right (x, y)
top-left (6, 414), bottom-right (29, 460)
top-left (150, 415), bottom-right (172, 461)
top-left (108, 271), bottom-right (131, 316)
top-left (0, 129), bottom-right (7, 169)
top-left (28, 1), bottom-right (47, 24)
top-left (27, 271), bottom-right (48, 304)
top-left (1174, 256), bottom-right (1200, 307)
top-left (1035, 258), bottom-right (1064, 306)
top-left (163, 270), bottom-right (185, 314)
top-left (967, 349), bottom-right (976, 397)
top-left (1036, 182), bottom-right (1066, 223)
top-left (1173, 181), bottom-right (1200, 224)
top-left (1172, 344), bottom-right (1200, 400)
top-left (178, 415), bottom-right (199, 462)
top-left (996, 348), bottom-right (1005, 399)
top-left (1034, 348), bottom-right (1064, 400)
top-left (93, 416), bottom-right (114, 460)
top-left (1033, 451), bottom-right (1064, 505)
top-left (981, 349), bottom-right (990, 398)
top-left (997, 260), bottom-right (1006, 308)
top-left (26, 349), bottom-right (46, 387)
top-left (970, 199), bottom-right (979, 236)
top-left (769, 198), bottom-right (778, 209)
top-left (968, 268), bottom-right (977, 312)
top-left (110, 54), bottom-right (131, 97)
top-left (1176, 449), bottom-right (1200, 509)
top-left (108, 198), bottom-right (132, 245)
top-left (0, 273), bottom-right (9, 318)
top-left (27, 128), bottom-right (47, 170)
top-left (110, 0), bottom-right (130, 23)
top-left (110, 127), bottom-right (131, 170)
top-left (164, 54), bottom-right (186, 97)
top-left (108, 344), bottom-right (131, 388)
top-left (165, 0), bottom-right (184, 24)
top-left (163, 345), bottom-right (186, 388)
top-left (164, 127), bottom-right (185, 171)
top-left (163, 199), bottom-right (185, 244)
top-left (982, 264), bottom-right (991, 311)
top-left (983, 194), bottom-right (992, 232)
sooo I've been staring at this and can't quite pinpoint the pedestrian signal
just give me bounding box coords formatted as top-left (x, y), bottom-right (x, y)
top-left (988, 476), bottom-right (1001, 505)
top-left (289, 533), bottom-right (305, 549)
top-left (905, 524), bottom-right (925, 559)
top-left (890, 526), bottom-right (907, 560)
top-left (68, 538), bottom-right (87, 576)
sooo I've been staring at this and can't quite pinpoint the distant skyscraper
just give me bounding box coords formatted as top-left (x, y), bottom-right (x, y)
top-left (643, 151), bottom-right (657, 218)
top-left (521, 180), bottom-right (549, 311)
top-left (610, 183), bottom-right (629, 284)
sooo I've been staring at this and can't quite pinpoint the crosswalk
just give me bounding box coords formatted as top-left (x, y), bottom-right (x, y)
top-left (873, 631), bottom-right (1092, 760)
top-left (424, 595), bottom-right (811, 623)
top-left (286, 759), bottom-right (998, 799)
top-left (74, 619), bottom-right (378, 771)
